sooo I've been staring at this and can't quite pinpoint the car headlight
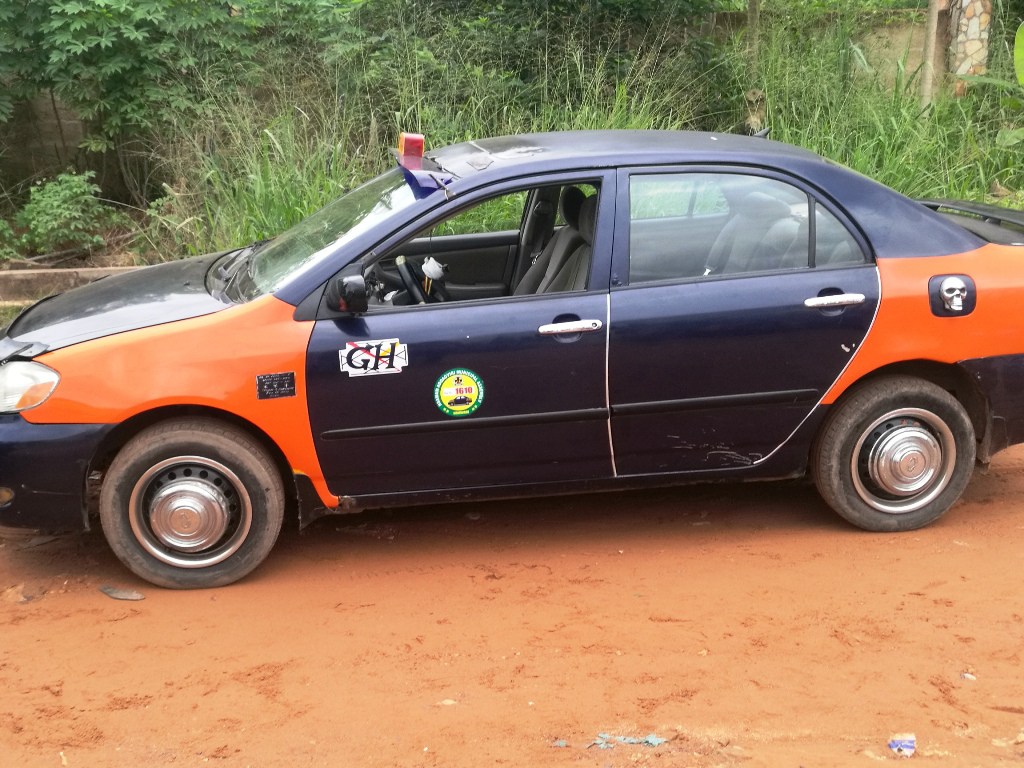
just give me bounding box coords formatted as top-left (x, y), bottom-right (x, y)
top-left (0, 361), bottom-right (60, 413)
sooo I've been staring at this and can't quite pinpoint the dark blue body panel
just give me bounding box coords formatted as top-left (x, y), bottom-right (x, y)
top-left (608, 266), bottom-right (879, 473)
top-left (7, 254), bottom-right (229, 352)
top-left (306, 294), bottom-right (613, 497)
top-left (0, 415), bottom-right (112, 530)
top-left (961, 354), bottom-right (1024, 455)
top-left (302, 403), bottom-right (834, 516)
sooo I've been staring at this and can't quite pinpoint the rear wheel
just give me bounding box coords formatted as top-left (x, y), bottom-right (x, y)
top-left (100, 418), bottom-right (285, 588)
top-left (812, 376), bottom-right (975, 531)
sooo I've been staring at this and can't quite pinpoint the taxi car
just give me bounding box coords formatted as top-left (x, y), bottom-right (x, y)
top-left (2, 130), bottom-right (1024, 588)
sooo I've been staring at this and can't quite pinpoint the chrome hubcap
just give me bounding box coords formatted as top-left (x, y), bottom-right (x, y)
top-left (866, 425), bottom-right (941, 496)
top-left (149, 479), bottom-right (232, 552)
top-left (129, 456), bottom-right (253, 568)
top-left (851, 408), bottom-right (956, 515)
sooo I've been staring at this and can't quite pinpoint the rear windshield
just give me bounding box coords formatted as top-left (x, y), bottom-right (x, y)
top-left (924, 202), bottom-right (1024, 246)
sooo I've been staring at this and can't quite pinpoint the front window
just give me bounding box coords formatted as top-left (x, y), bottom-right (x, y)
top-left (360, 181), bottom-right (601, 307)
top-left (233, 169), bottom-right (421, 300)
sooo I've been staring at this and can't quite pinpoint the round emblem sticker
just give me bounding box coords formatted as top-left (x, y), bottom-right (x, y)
top-left (434, 368), bottom-right (484, 417)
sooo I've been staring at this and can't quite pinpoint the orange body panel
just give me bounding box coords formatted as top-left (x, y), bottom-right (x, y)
top-left (824, 243), bottom-right (1024, 404)
top-left (22, 295), bottom-right (339, 508)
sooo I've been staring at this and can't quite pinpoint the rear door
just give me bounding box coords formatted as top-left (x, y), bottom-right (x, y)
top-left (609, 168), bottom-right (879, 475)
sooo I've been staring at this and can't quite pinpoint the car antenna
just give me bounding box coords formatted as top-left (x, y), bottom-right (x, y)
top-left (753, 127), bottom-right (771, 139)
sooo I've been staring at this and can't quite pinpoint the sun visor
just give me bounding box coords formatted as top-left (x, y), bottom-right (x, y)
top-left (398, 164), bottom-right (454, 199)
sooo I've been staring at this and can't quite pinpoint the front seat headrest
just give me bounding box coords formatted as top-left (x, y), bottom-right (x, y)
top-left (559, 186), bottom-right (586, 230)
top-left (577, 195), bottom-right (598, 246)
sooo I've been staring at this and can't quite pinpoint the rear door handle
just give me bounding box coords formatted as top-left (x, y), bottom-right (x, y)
top-left (804, 293), bottom-right (866, 309)
top-left (538, 319), bottom-right (604, 335)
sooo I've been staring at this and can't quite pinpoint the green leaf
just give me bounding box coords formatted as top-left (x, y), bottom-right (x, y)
top-left (958, 73), bottom-right (1017, 90)
top-left (996, 127), bottom-right (1024, 148)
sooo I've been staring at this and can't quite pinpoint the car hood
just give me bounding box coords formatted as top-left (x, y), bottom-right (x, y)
top-left (1, 254), bottom-right (232, 357)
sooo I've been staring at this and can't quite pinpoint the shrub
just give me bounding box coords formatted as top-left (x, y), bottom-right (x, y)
top-left (15, 171), bottom-right (128, 255)
top-left (0, 218), bottom-right (16, 261)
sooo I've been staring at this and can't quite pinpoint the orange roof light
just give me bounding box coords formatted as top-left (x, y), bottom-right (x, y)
top-left (398, 132), bottom-right (424, 170)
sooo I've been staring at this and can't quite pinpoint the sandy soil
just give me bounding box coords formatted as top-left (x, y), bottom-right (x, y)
top-left (3, 448), bottom-right (1024, 767)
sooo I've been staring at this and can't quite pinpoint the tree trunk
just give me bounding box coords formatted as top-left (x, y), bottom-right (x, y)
top-left (748, 0), bottom-right (761, 79)
top-left (920, 0), bottom-right (944, 109)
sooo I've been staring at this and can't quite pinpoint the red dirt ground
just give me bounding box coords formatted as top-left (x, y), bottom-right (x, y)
top-left (3, 448), bottom-right (1024, 767)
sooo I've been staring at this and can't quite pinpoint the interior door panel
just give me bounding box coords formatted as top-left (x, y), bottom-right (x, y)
top-left (398, 231), bottom-right (519, 290)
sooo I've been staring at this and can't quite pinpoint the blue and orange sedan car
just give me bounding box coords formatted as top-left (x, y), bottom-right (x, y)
top-left (2, 130), bottom-right (1024, 588)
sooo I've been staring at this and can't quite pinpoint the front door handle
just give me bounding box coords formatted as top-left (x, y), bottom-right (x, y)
top-left (804, 293), bottom-right (866, 309)
top-left (538, 319), bottom-right (604, 335)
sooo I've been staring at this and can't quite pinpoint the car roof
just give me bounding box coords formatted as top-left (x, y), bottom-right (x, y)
top-left (429, 130), bottom-right (822, 179)
top-left (427, 129), bottom-right (982, 261)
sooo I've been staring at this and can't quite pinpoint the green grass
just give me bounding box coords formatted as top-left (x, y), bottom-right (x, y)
top-left (741, 15), bottom-right (1023, 200)
top-left (138, 3), bottom-right (1022, 261)
top-left (145, 13), bottom-right (711, 257)
top-left (0, 305), bottom-right (20, 333)
top-left (719, 0), bottom-right (927, 10)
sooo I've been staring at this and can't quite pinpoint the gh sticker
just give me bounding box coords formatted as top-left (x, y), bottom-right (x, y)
top-left (340, 338), bottom-right (409, 376)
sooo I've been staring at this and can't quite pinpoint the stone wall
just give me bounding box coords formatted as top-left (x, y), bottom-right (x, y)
top-left (949, 0), bottom-right (993, 79)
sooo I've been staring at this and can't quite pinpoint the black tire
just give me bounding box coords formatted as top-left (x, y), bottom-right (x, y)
top-left (99, 418), bottom-right (285, 589)
top-left (812, 375), bottom-right (975, 532)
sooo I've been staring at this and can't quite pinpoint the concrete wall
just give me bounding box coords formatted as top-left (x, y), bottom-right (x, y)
top-left (0, 93), bottom-right (84, 188)
top-left (0, 93), bottom-right (127, 198)
top-left (859, 14), bottom-right (948, 89)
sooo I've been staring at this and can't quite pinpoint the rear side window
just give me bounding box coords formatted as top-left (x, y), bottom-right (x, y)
top-left (630, 175), bottom-right (727, 220)
top-left (814, 204), bottom-right (863, 266)
top-left (627, 172), bottom-right (864, 284)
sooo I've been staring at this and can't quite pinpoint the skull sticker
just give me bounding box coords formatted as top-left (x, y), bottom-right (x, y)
top-left (928, 274), bottom-right (976, 317)
top-left (939, 276), bottom-right (968, 312)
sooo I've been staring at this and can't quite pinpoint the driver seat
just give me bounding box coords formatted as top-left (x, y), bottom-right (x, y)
top-left (544, 194), bottom-right (597, 293)
top-left (514, 186), bottom-right (586, 295)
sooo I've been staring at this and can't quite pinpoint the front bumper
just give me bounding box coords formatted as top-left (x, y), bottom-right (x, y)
top-left (0, 414), bottom-right (112, 531)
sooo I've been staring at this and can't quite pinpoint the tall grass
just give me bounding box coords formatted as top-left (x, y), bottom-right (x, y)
top-left (746, 14), bottom-right (1023, 199)
top-left (145, 2), bottom-right (1023, 260)
top-left (145, 61), bottom-right (368, 256)
top-left (147, 11), bottom-right (710, 256)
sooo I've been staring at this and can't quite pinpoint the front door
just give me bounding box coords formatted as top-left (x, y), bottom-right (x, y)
top-left (305, 175), bottom-right (615, 501)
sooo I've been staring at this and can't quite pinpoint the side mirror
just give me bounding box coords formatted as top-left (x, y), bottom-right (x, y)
top-left (325, 274), bottom-right (368, 314)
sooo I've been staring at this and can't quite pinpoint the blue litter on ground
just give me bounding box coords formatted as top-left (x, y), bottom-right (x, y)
top-left (888, 733), bottom-right (916, 757)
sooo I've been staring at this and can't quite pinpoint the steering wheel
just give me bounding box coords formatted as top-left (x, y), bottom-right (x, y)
top-left (395, 256), bottom-right (429, 304)
top-left (394, 256), bottom-right (450, 303)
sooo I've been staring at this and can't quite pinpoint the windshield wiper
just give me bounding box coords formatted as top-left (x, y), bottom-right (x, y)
top-left (206, 242), bottom-right (260, 303)
top-left (217, 239), bottom-right (271, 281)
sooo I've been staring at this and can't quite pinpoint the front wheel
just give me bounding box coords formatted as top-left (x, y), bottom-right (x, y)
top-left (812, 376), bottom-right (976, 532)
top-left (99, 418), bottom-right (285, 588)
